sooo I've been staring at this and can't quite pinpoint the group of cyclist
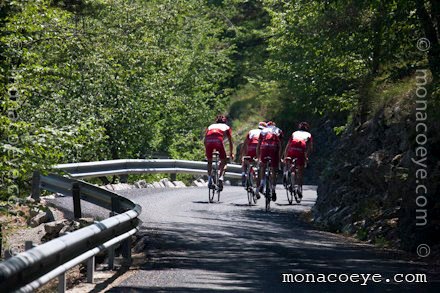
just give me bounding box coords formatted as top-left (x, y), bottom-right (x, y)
top-left (204, 115), bottom-right (313, 202)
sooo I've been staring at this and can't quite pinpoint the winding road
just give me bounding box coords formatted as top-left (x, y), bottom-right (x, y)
top-left (50, 185), bottom-right (439, 292)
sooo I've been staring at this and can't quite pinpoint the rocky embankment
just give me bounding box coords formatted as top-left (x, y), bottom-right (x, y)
top-left (313, 98), bottom-right (440, 256)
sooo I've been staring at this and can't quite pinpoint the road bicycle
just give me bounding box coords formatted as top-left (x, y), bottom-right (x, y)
top-left (242, 156), bottom-right (258, 205)
top-left (263, 156), bottom-right (274, 212)
top-left (283, 157), bottom-right (301, 204)
top-left (208, 151), bottom-right (221, 203)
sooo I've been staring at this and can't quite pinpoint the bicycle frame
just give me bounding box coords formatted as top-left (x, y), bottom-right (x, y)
top-left (263, 156), bottom-right (272, 212)
top-left (243, 156), bottom-right (257, 205)
top-left (284, 157), bottom-right (300, 204)
top-left (209, 151), bottom-right (221, 203)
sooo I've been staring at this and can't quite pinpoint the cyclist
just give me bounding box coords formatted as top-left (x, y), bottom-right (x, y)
top-left (204, 115), bottom-right (234, 191)
top-left (239, 122), bottom-right (267, 196)
top-left (256, 121), bottom-right (283, 201)
top-left (283, 122), bottom-right (313, 198)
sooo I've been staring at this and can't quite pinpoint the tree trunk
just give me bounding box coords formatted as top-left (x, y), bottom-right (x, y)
top-left (416, 0), bottom-right (440, 81)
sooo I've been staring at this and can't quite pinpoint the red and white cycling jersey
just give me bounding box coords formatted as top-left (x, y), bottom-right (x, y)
top-left (205, 123), bottom-right (232, 160)
top-left (205, 123), bottom-right (232, 142)
top-left (259, 125), bottom-right (283, 169)
top-left (259, 125), bottom-right (283, 143)
top-left (286, 130), bottom-right (312, 167)
top-left (290, 130), bottom-right (312, 145)
top-left (247, 129), bottom-right (261, 144)
top-left (244, 128), bottom-right (262, 158)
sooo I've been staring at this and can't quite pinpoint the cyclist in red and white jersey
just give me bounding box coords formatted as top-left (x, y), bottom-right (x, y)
top-left (204, 115), bottom-right (234, 191)
top-left (239, 121), bottom-right (267, 192)
top-left (283, 122), bottom-right (313, 198)
top-left (256, 121), bottom-right (284, 201)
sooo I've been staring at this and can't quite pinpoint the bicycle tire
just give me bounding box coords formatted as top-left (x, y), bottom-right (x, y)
top-left (247, 182), bottom-right (253, 205)
top-left (250, 173), bottom-right (258, 204)
top-left (265, 167), bottom-right (271, 212)
top-left (286, 171), bottom-right (294, 205)
top-left (291, 170), bottom-right (301, 204)
top-left (209, 153), bottom-right (219, 203)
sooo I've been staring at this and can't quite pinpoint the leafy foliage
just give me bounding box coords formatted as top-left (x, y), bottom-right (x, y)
top-left (0, 0), bottom-right (235, 199)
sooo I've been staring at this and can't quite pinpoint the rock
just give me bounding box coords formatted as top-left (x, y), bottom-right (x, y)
top-left (104, 183), bottom-right (133, 191)
top-left (134, 180), bottom-right (148, 189)
top-left (152, 181), bottom-right (164, 188)
top-left (78, 217), bottom-right (94, 228)
top-left (192, 180), bottom-right (204, 187)
top-left (118, 183), bottom-right (133, 190)
top-left (59, 225), bottom-right (74, 236)
top-left (29, 212), bottom-right (49, 227)
top-left (29, 207), bottom-right (40, 219)
top-left (44, 220), bottom-right (69, 235)
top-left (197, 178), bottom-right (207, 186)
top-left (45, 207), bottom-right (61, 222)
top-left (25, 197), bottom-right (36, 204)
top-left (160, 178), bottom-right (175, 188)
top-left (173, 181), bottom-right (186, 188)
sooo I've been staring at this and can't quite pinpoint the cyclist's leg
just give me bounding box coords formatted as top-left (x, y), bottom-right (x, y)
top-left (241, 159), bottom-right (247, 186)
top-left (270, 161), bottom-right (277, 201)
top-left (270, 146), bottom-right (280, 201)
top-left (258, 160), bottom-right (266, 193)
top-left (207, 160), bottom-right (213, 177)
top-left (205, 143), bottom-right (214, 187)
top-left (297, 165), bottom-right (304, 189)
top-left (217, 145), bottom-right (227, 191)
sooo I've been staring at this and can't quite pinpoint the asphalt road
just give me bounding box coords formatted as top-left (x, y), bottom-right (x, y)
top-left (49, 185), bottom-right (439, 292)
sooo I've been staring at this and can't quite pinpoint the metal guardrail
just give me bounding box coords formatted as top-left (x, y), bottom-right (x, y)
top-left (0, 159), bottom-right (239, 292)
top-left (54, 159), bottom-right (242, 179)
top-left (0, 173), bottom-right (141, 292)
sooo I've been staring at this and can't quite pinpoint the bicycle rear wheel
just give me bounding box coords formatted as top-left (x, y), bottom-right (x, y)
top-left (291, 171), bottom-right (301, 204)
top-left (209, 169), bottom-right (217, 203)
top-left (247, 171), bottom-right (256, 205)
top-left (286, 172), bottom-right (294, 205)
top-left (217, 187), bottom-right (221, 202)
top-left (265, 173), bottom-right (271, 212)
top-left (208, 188), bottom-right (215, 203)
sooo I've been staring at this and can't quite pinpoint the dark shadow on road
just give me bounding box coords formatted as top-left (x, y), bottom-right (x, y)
top-left (109, 204), bottom-right (440, 292)
top-left (230, 203), bottom-right (256, 207)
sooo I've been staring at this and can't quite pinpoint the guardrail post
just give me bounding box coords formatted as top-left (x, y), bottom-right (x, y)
top-left (111, 196), bottom-right (120, 215)
top-left (72, 182), bottom-right (81, 219)
top-left (58, 273), bottom-right (66, 293)
top-left (170, 173), bottom-right (176, 182)
top-left (121, 237), bottom-right (132, 263)
top-left (25, 241), bottom-right (33, 251)
top-left (108, 246), bottom-right (115, 270)
top-left (32, 171), bottom-right (41, 201)
top-left (87, 256), bottom-right (95, 283)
